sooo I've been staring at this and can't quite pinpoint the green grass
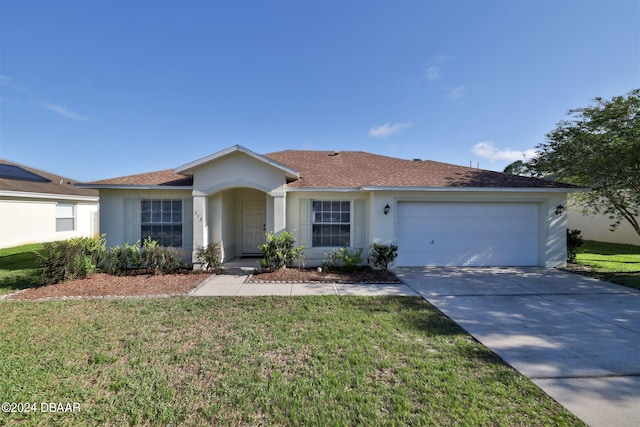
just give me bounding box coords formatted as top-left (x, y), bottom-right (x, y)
top-left (575, 240), bottom-right (640, 289)
top-left (0, 243), bottom-right (44, 295)
top-left (0, 297), bottom-right (583, 426)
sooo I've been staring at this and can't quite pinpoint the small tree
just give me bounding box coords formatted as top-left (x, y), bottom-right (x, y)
top-left (566, 229), bottom-right (584, 263)
top-left (259, 231), bottom-right (303, 272)
top-left (527, 89), bottom-right (640, 237)
top-left (368, 243), bottom-right (398, 272)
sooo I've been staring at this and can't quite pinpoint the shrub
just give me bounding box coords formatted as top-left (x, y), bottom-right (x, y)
top-left (324, 247), bottom-right (364, 272)
top-left (142, 237), bottom-right (186, 275)
top-left (102, 241), bottom-right (142, 275)
top-left (195, 242), bottom-right (222, 273)
top-left (368, 243), bottom-right (398, 272)
top-left (566, 229), bottom-right (584, 263)
top-left (259, 231), bottom-right (303, 271)
top-left (38, 236), bottom-right (106, 284)
top-left (102, 238), bottom-right (186, 275)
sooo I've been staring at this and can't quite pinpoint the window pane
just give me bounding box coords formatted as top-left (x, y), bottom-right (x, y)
top-left (171, 225), bottom-right (182, 247)
top-left (140, 199), bottom-right (183, 247)
top-left (311, 200), bottom-right (352, 246)
top-left (56, 203), bottom-right (74, 218)
top-left (56, 218), bottom-right (74, 232)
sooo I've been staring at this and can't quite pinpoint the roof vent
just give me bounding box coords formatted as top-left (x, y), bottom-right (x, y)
top-left (327, 151), bottom-right (340, 156)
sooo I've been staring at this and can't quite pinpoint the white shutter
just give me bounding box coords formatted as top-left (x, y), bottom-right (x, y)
top-left (299, 199), bottom-right (310, 247)
top-left (353, 199), bottom-right (365, 248)
top-left (124, 198), bottom-right (140, 244)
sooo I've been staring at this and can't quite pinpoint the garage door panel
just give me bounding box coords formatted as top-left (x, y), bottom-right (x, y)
top-left (397, 202), bottom-right (539, 266)
top-left (398, 216), bottom-right (536, 235)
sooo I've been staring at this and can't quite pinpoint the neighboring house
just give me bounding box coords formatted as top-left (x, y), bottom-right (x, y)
top-left (79, 145), bottom-right (577, 268)
top-left (568, 201), bottom-right (639, 246)
top-left (0, 160), bottom-right (99, 249)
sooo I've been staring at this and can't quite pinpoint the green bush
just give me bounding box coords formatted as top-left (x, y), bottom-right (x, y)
top-left (368, 243), bottom-right (398, 272)
top-left (102, 238), bottom-right (186, 275)
top-left (141, 237), bottom-right (186, 275)
top-left (195, 242), bottom-right (222, 273)
top-left (324, 247), bottom-right (364, 272)
top-left (566, 229), bottom-right (584, 263)
top-left (102, 241), bottom-right (142, 275)
top-left (37, 236), bottom-right (106, 284)
top-left (259, 231), bottom-right (303, 271)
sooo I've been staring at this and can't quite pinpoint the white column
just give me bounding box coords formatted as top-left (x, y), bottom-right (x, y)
top-left (192, 194), bottom-right (208, 265)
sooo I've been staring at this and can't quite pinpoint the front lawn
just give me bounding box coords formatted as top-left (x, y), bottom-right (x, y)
top-left (0, 297), bottom-right (583, 426)
top-left (0, 243), bottom-right (43, 295)
top-left (574, 240), bottom-right (640, 289)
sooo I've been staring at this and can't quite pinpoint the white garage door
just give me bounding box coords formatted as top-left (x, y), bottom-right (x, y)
top-left (397, 202), bottom-right (539, 266)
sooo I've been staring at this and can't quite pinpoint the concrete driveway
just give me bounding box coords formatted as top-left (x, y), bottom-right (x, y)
top-left (396, 267), bottom-right (640, 427)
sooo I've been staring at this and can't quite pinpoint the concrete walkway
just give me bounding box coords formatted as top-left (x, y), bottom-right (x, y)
top-left (190, 258), bottom-right (418, 297)
top-left (396, 267), bottom-right (640, 427)
top-left (190, 273), bottom-right (418, 296)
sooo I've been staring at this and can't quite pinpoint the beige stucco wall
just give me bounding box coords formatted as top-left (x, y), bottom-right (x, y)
top-left (0, 197), bottom-right (98, 249)
top-left (568, 210), bottom-right (639, 246)
top-left (98, 189), bottom-right (193, 253)
top-left (285, 190), bottom-right (569, 268)
top-left (285, 191), bottom-right (369, 267)
top-left (192, 151), bottom-right (288, 195)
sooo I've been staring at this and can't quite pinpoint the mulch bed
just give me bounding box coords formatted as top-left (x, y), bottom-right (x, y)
top-left (250, 266), bottom-right (401, 283)
top-left (5, 272), bottom-right (210, 301)
top-left (4, 267), bottom-right (400, 301)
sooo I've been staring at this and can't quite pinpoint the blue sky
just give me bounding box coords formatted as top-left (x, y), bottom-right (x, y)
top-left (1, 0), bottom-right (638, 182)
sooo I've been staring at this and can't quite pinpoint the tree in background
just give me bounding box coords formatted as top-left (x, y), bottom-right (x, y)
top-left (503, 159), bottom-right (530, 176)
top-left (527, 89), bottom-right (639, 237)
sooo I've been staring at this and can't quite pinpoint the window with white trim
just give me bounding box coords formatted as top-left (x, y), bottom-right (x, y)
top-left (141, 199), bottom-right (183, 247)
top-left (312, 200), bottom-right (350, 247)
top-left (56, 203), bottom-right (75, 232)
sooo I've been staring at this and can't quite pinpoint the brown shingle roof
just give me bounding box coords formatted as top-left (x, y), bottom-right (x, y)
top-left (264, 150), bottom-right (574, 189)
top-left (0, 159), bottom-right (98, 197)
top-left (86, 169), bottom-right (193, 186)
top-left (82, 149), bottom-right (574, 190)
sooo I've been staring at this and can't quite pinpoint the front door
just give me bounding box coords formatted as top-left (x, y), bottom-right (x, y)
top-left (242, 201), bottom-right (266, 254)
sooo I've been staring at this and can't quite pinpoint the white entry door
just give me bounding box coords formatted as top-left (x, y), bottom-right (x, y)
top-left (242, 201), bottom-right (266, 254)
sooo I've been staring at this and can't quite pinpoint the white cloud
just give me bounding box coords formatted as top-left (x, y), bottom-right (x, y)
top-left (434, 55), bottom-right (452, 64)
top-left (368, 122), bottom-right (412, 138)
top-left (447, 85), bottom-right (466, 99)
top-left (39, 101), bottom-right (97, 122)
top-left (472, 141), bottom-right (536, 162)
top-left (426, 66), bottom-right (441, 81)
